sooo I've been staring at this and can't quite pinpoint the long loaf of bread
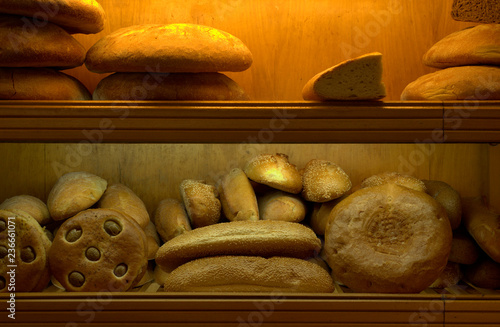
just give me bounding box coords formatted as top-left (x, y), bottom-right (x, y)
top-left (155, 220), bottom-right (321, 272)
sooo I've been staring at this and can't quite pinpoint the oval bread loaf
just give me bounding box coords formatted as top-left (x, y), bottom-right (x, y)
top-left (301, 159), bottom-right (351, 202)
top-left (218, 168), bottom-right (259, 221)
top-left (258, 190), bottom-right (307, 223)
top-left (0, 195), bottom-right (51, 226)
top-left (155, 220), bottom-right (322, 272)
top-left (361, 171), bottom-right (426, 192)
top-left (153, 198), bottom-right (191, 243)
top-left (423, 180), bottom-right (462, 230)
top-left (180, 180), bottom-right (221, 228)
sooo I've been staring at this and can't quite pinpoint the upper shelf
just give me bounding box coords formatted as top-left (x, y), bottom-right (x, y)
top-left (0, 101), bottom-right (498, 143)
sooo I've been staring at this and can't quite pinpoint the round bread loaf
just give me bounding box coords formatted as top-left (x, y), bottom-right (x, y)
top-left (429, 261), bottom-right (461, 289)
top-left (361, 171), bottom-right (426, 193)
top-left (301, 159), bottom-right (351, 202)
top-left (93, 72), bottom-right (249, 100)
top-left (258, 190), bottom-right (307, 223)
top-left (324, 183), bottom-right (452, 293)
top-left (49, 208), bottom-right (148, 292)
top-left (244, 153), bottom-right (302, 194)
top-left (0, 67), bottom-right (91, 100)
top-left (0, 209), bottom-right (52, 292)
top-left (0, 195), bottom-right (51, 225)
top-left (462, 198), bottom-right (500, 263)
top-left (218, 168), bottom-right (259, 221)
top-left (0, 0), bottom-right (106, 34)
top-left (463, 256), bottom-right (500, 289)
top-left (155, 220), bottom-right (322, 272)
top-left (97, 183), bottom-right (150, 229)
top-left (401, 66), bottom-right (500, 101)
top-left (180, 180), bottom-right (221, 228)
top-left (153, 198), bottom-right (191, 243)
top-left (423, 24), bottom-right (500, 68)
top-left (164, 256), bottom-right (334, 293)
top-left (0, 14), bottom-right (86, 68)
top-left (86, 23), bottom-right (252, 73)
top-left (47, 171), bottom-right (107, 221)
top-left (449, 227), bottom-right (480, 265)
top-left (423, 180), bottom-right (462, 230)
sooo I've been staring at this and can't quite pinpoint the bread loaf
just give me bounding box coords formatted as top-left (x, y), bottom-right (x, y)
top-left (361, 171), bottom-right (426, 192)
top-left (0, 0), bottom-right (106, 34)
top-left (258, 190), bottom-right (307, 223)
top-left (0, 14), bottom-right (86, 68)
top-left (302, 52), bottom-right (386, 101)
top-left (47, 171), bottom-right (107, 221)
top-left (462, 198), bottom-right (500, 263)
top-left (324, 183), bottom-right (452, 293)
top-left (451, 0), bottom-right (500, 23)
top-left (144, 221), bottom-right (161, 261)
top-left (449, 227), bottom-right (480, 264)
top-left (164, 256), bottom-right (334, 293)
top-left (463, 256), bottom-right (500, 289)
top-left (423, 180), bottom-right (462, 230)
top-left (0, 67), bottom-right (91, 100)
top-left (0, 195), bottom-right (51, 225)
top-left (153, 198), bottom-right (191, 243)
top-left (218, 168), bottom-right (259, 221)
top-left (423, 24), bottom-right (500, 68)
top-left (244, 153), bottom-right (302, 194)
top-left (429, 261), bottom-right (461, 289)
top-left (301, 159), bottom-right (351, 202)
top-left (401, 66), bottom-right (500, 101)
top-left (309, 197), bottom-right (344, 235)
top-left (86, 23), bottom-right (253, 73)
top-left (93, 72), bottom-right (249, 100)
top-left (180, 180), bottom-right (221, 228)
top-left (49, 209), bottom-right (148, 292)
top-left (155, 220), bottom-right (322, 272)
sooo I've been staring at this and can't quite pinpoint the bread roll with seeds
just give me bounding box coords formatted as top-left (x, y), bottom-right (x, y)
top-left (154, 199), bottom-right (192, 242)
top-left (180, 180), bottom-right (221, 228)
top-left (301, 159), bottom-right (351, 202)
top-left (0, 195), bottom-right (51, 225)
top-left (218, 168), bottom-right (259, 221)
top-left (361, 171), bottom-right (426, 193)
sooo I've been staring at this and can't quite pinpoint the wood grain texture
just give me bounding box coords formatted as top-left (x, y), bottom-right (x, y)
top-left (65, 0), bottom-right (474, 100)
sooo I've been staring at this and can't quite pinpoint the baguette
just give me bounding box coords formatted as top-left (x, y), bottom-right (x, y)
top-left (164, 256), bottom-right (334, 293)
top-left (155, 220), bottom-right (322, 272)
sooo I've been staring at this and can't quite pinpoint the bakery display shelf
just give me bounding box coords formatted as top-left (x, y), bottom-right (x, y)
top-left (0, 100), bottom-right (499, 143)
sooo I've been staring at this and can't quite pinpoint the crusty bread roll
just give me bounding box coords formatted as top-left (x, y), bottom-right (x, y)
top-left (324, 183), bottom-right (452, 293)
top-left (401, 66), bottom-right (500, 101)
top-left (93, 72), bottom-right (249, 100)
top-left (0, 195), bottom-right (51, 225)
top-left (153, 264), bottom-right (170, 286)
top-left (423, 180), bottom-right (462, 230)
top-left (258, 190), bottom-right (306, 223)
top-left (164, 256), bottom-right (334, 293)
top-left (301, 159), bottom-right (351, 202)
top-left (0, 209), bottom-right (52, 292)
top-left (155, 220), bottom-right (322, 272)
top-left (47, 171), bottom-right (107, 221)
top-left (302, 52), bottom-right (386, 101)
top-left (0, 67), bottom-right (91, 100)
top-left (429, 261), bottom-right (461, 289)
top-left (449, 227), bottom-right (480, 265)
top-left (218, 168), bottom-right (259, 221)
top-left (361, 171), bottom-right (426, 193)
top-left (309, 197), bottom-right (345, 235)
top-left (423, 24), bottom-right (500, 68)
top-left (0, 0), bottom-right (106, 34)
top-left (97, 183), bottom-right (150, 229)
top-left (180, 180), bottom-right (221, 228)
top-left (0, 14), bottom-right (86, 68)
top-left (86, 23), bottom-right (252, 73)
top-left (462, 198), bottom-right (500, 263)
top-left (463, 256), bottom-right (500, 289)
top-left (451, 0), bottom-right (500, 23)
top-left (144, 221), bottom-right (161, 261)
top-left (244, 153), bottom-right (302, 194)
top-left (153, 198), bottom-right (191, 243)
top-left (49, 208), bottom-right (148, 292)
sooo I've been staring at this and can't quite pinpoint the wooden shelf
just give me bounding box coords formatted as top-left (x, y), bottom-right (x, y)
top-left (0, 100), bottom-right (498, 143)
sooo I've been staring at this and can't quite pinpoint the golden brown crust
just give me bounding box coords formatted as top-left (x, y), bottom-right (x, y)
top-left (154, 198), bottom-right (192, 243)
top-left (164, 256), bottom-right (334, 293)
top-left (463, 256), bottom-right (500, 289)
top-left (244, 153), bottom-right (302, 194)
top-left (401, 66), bottom-right (500, 101)
top-left (180, 180), bottom-right (221, 228)
top-left (301, 159), bottom-right (351, 202)
top-left (309, 197), bottom-right (345, 235)
top-left (423, 180), bottom-right (462, 230)
top-left (218, 168), bottom-right (259, 221)
top-left (93, 72), bottom-right (249, 100)
top-left (0, 0), bottom-right (106, 34)
top-left (258, 190), bottom-right (306, 223)
top-left (462, 198), bottom-right (500, 263)
top-left (0, 67), bottom-right (91, 100)
top-left (155, 220), bottom-right (322, 272)
top-left (361, 171), bottom-right (426, 193)
top-left (0, 14), bottom-right (86, 68)
top-left (324, 183), bottom-right (452, 293)
top-left (86, 23), bottom-right (252, 73)
top-left (449, 227), bottom-right (480, 265)
top-left (49, 208), bottom-right (148, 292)
top-left (97, 183), bottom-right (150, 229)
top-left (47, 171), bottom-right (107, 221)
top-left (0, 195), bottom-right (51, 226)
top-left (423, 25), bottom-right (500, 68)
